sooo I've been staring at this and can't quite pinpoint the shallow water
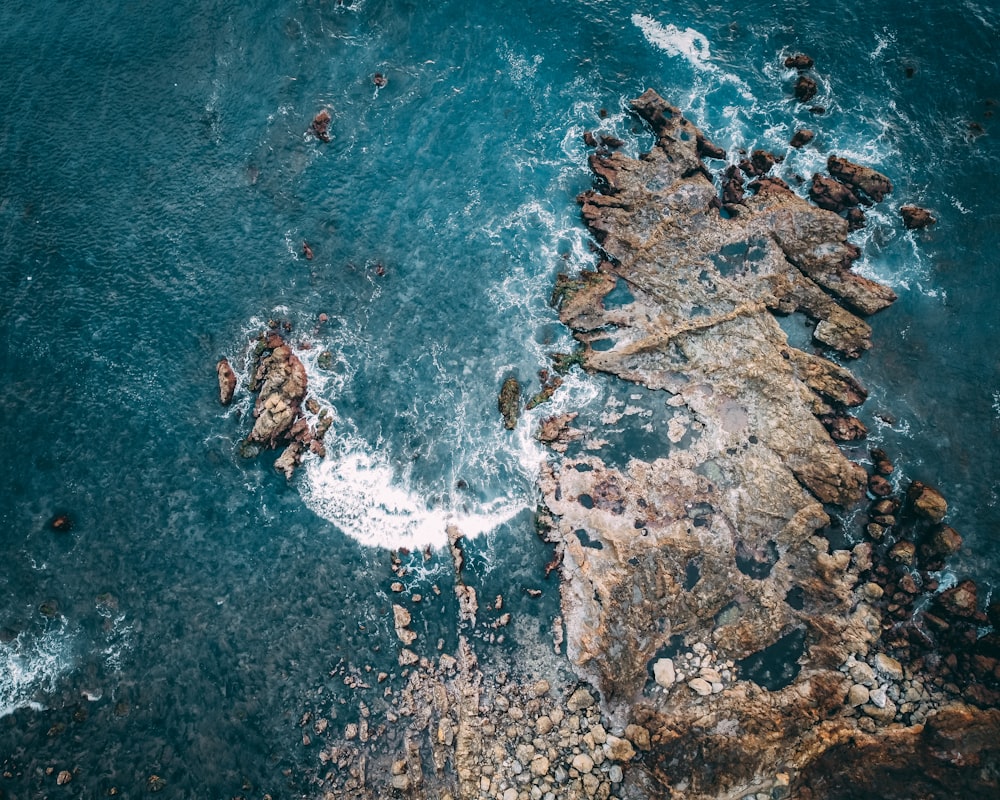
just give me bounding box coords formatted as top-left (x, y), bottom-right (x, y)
top-left (1, 0), bottom-right (998, 794)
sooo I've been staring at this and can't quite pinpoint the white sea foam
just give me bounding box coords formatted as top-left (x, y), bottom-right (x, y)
top-left (1, 624), bottom-right (77, 719)
top-left (300, 440), bottom-right (526, 550)
top-left (631, 14), bottom-right (712, 69)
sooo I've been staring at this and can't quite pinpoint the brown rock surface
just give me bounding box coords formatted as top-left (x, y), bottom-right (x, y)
top-left (827, 155), bottom-right (894, 202)
top-left (216, 358), bottom-right (237, 405)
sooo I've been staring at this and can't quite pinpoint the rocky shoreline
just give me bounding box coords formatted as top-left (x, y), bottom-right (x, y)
top-left (217, 86), bottom-right (997, 799)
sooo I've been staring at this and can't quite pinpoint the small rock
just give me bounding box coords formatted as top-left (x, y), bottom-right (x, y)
top-left (847, 684), bottom-right (870, 707)
top-left (604, 735), bottom-right (636, 762)
top-left (889, 541), bottom-right (916, 566)
top-left (624, 723), bottom-right (650, 750)
top-left (57, 770), bottom-right (72, 785)
top-left (571, 753), bottom-right (594, 774)
top-left (566, 687), bottom-right (595, 712)
top-left (530, 755), bottom-right (551, 777)
top-left (794, 75), bottom-right (818, 102)
top-left (653, 658), bottom-right (676, 688)
top-left (784, 54), bottom-right (814, 70)
top-left (874, 653), bottom-right (904, 681)
top-left (216, 358), bottom-right (237, 405)
top-left (688, 677), bottom-right (713, 696)
top-left (609, 764), bottom-right (624, 783)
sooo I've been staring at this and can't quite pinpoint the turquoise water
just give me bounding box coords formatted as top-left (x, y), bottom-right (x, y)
top-left (1, 0), bottom-right (998, 794)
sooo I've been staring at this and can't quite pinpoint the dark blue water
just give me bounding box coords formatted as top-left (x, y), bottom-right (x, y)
top-left (2, 0), bottom-right (998, 795)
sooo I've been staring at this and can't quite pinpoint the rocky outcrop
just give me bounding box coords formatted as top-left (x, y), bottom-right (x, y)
top-left (827, 155), bottom-right (893, 202)
top-left (536, 92), bottom-right (996, 799)
top-left (790, 128), bottom-right (815, 148)
top-left (221, 329), bottom-right (332, 478)
top-left (311, 109), bottom-right (332, 143)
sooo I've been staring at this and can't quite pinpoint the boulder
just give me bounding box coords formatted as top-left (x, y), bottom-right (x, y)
top-left (827, 156), bottom-right (893, 202)
top-left (901, 205), bottom-right (937, 229)
top-left (784, 54), bottom-right (815, 70)
top-left (907, 480), bottom-right (948, 522)
top-left (810, 174), bottom-right (862, 212)
top-left (498, 376), bottom-right (521, 430)
top-left (216, 358), bottom-right (237, 405)
top-left (790, 129), bottom-right (815, 148)
top-left (795, 75), bottom-right (818, 102)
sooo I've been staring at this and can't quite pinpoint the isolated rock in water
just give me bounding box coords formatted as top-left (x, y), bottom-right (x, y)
top-left (790, 128), bottom-right (815, 148)
top-left (498, 376), bottom-right (521, 430)
top-left (901, 204), bottom-right (937, 229)
top-left (827, 155), bottom-right (893, 202)
top-left (795, 75), bottom-right (818, 102)
top-left (311, 109), bottom-right (332, 143)
top-left (248, 335), bottom-right (308, 448)
top-left (216, 358), bottom-right (237, 405)
top-left (784, 53), bottom-right (815, 70)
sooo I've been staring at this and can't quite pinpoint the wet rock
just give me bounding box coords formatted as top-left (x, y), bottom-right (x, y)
top-left (784, 54), bottom-right (815, 70)
top-left (889, 540), bottom-right (916, 566)
top-left (247, 335), bottom-right (308, 449)
top-left (868, 475), bottom-right (894, 497)
top-left (721, 164), bottom-right (745, 210)
top-left (875, 653), bottom-right (904, 681)
top-left (499, 376), bottom-right (521, 430)
top-left (827, 156), bottom-right (893, 203)
top-left (927, 525), bottom-right (963, 557)
top-left (810, 174), bottom-right (862, 212)
top-left (907, 480), bottom-right (948, 522)
top-left (845, 207), bottom-right (867, 231)
top-left (790, 129), bottom-right (815, 148)
top-left (795, 75), bottom-right (818, 102)
top-left (583, 130), bottom-right (599, 148)
top-left (936, 580), bottom-right (978, 618)
top-left (311, 109), bottom-right (332, 143)
top-left (901, 204), bottom-right (937, 229)
top-left (819, 413), bottom-right (868, 441)
top-left (216, 358), bottom-right (237, 405)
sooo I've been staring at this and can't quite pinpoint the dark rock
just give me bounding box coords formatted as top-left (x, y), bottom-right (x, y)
top-left (600, 134), bottom-right (625, 149)
top-left (901, 205), bottom-right (937, 230)
top-left (819, 414), bottom-right (868, 441)
top-left (784, 54), bottom-right (815, 70)
top-left (373, 73), bottom-right (387, 88)
top-left (868, 475), bottom-right (893, 497)
top-left (311, 109), bottom-right (332, 142)
top-left (722, 164), bottom-right (745, 208)
top-left (583, 130), bottom-right (598, 148)
top-left (889, 540), bottom-right (916, 566)
top-left (216, 358), bottom-right (237, 406)
top-left (827, 156), bottom-right (893, 202)
top-left (790, 129), bottom-right (815, 148)
top-left (845, 208), bottom-right (867, 231)
top-left (810, 174), bottom-right (862, 212)
top-left (498, 376), bottom-right (521, 430)
top-left (871, 497), bottom-right (900, 515)
top-left (809, 106), bottom-right (826, 115)
top-left (927, 525), bottom-right (963, 557)
top-left (937, 580), bottom-right (979, 618)
top-left (795, 75), bottom-right (818, 102)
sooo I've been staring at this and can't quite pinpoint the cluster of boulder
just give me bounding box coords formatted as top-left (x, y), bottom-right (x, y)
top-left (859, 453), bottom-right (1000, 709)
top-left (216, 322), bottom-right (333, 478)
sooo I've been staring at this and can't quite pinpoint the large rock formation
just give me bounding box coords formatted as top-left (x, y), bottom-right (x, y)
top-left (535, 91), bottom-right (998, 798)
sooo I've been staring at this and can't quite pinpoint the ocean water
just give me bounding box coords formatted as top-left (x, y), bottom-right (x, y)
top-left (1, 0), bottom-right (997, 795)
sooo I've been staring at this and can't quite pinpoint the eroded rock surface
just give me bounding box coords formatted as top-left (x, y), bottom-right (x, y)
top-left (534, 91), bottom-right (997, 798)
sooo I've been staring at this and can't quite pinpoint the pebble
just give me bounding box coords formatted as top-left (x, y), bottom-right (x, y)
top-left (567, 688), bottom-right (595, 712)
top-left (847, 684), bottom-right (870, 707)
top-left (572, 753), bottom-right (595, 774)
top-left (653, 658), bottom-right (676, 687)
top-left (609, 765), bottom-right (624, 783)
top-left (531, 755), bottom-right (551, 777)
top-left (688, 677), bottom-right (713, 696)
top-left (874, 653), bottom-right (903, 681)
